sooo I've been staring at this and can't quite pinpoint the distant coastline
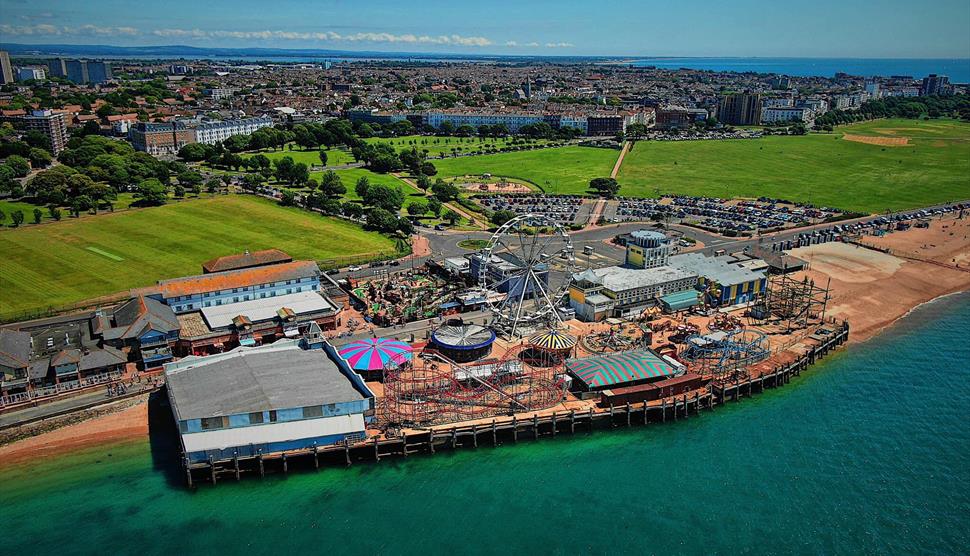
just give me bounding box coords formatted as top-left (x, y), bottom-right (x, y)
top-left (3, 43), bottom-right (968, 80)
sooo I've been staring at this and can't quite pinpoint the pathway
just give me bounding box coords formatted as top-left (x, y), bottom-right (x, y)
top-left (392, 173), bottom-right (485, 230)
top-left (610, 141), bottom-right (631, 179)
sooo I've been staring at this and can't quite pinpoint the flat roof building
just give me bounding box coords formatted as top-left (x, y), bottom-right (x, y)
top-left (165, 340), bottom-right (375, 463)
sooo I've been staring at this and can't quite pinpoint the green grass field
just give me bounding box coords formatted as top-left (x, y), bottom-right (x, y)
top-left (433, 146), bottom-right (620, 194)
top-left (0, 195), bottom-right (397, 320)
top-left (615, 119), bottom-right (970, 212)
top-left (366, 135), bottom-right (551, 158)
top-left (242, 144), bottom-right (355, 167)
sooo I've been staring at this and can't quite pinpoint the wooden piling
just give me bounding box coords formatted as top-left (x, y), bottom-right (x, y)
top-left (344, 442), bottom-right (351, 466)
top-left (233, 454), bottom-right (240, 481)
top-left (208, 457), bottom-right (216, 485)
top-left (373, 437), bottom-right (380, 462)
top-left (533, 414), bottom-right (539, 440)
top-left (257, 453), bottom-right (264, 478)
top-left (625, 402), bottom-right (631, 427)
top-left (472, 425), bottom-right (478, 448)
top-left (570, 410), bottom-right (576, 434)
top-left (313, 444), bottom-right (320, 469)
top-left (184, 457), bottom-right (193, 488)
top-left (492, 420), bottom-right (498, 445)
top-left (282, 452), bottom-right (288, 474)
top-left (403, 432), bottom-right (409, 457)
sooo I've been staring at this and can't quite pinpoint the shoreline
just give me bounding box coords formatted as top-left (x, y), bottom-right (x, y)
top-left (2, 217), bottom-right (968, 469)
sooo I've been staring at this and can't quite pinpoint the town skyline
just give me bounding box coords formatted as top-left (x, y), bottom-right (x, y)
top-left (2, 0), bottom-right (969, 58)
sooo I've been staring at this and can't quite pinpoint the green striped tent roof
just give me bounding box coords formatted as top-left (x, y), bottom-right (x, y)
top-left (567, 349), bottom-right (678, 389)
top-left (660, 289), bottom-right (701, 312)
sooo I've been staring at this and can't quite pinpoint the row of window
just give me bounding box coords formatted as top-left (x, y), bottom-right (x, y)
top-left (183, 404), bottom-right (338, 433)
top-left (173, 286), bottom-right (309, 312)
top-left (170, 279), bottom-right (313, 303)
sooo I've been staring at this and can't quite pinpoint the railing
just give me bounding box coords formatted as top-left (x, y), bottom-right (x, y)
top-left (1, 370), bottom-right (124, 408)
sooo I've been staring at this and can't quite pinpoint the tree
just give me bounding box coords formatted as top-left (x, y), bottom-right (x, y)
top-left (427, 197), bottom-right (442, 217)
top-left (49, 206), bottom-right (62, 221)
top-left (222, 134), bottom-right (251, 153)
top-left (319, 170), bottom-right (346, 198)
top-left (362, 183), bottom-right (405, 212)
top-left (26, 167), bottom-right (73, 205)
top-left (420, 161), bottom-right (437, 176)
top-left (406, 200), bottom-right (428, 216)
top-left (0, 208), bottom-right (5, 225)
top-left (342, 202), bottom-right (365, 219)
top-left (279, 190), bottom-right (297, 206)
top-left (12, 210), bottom-right (26, 227)
top-left (28, 147), bottom-right (53, 169)
top-left (177, 143), bottom-right (209, 162)
top-left (318, 150), bottom-right (328, 166)
top-left (32, 208), bottom-right (43, 224)
top-left (442, 208), bottom-right (460, 225)
top-left (416, 175), bottom-right (431, 192)
top-left (397, 217), bottom-right (415, 235)
top-left (173, 184), bottom-right (186, 198)
top-left (0, 165), bottom-right (19, 196)
top-left (354, 176), bottom-right (370, 199)
top-left (365, 207), bottom-right (399, 234)
top-left (134, 178), bottom-right (168, 206)
top-left (205, 177), bottom-right (221, 194)
top-left (490, 209), bottom-right (517, 227)
top-left (589, 177), bottom-right (620, 198)
top-left (177, 169), bottom-right (203, 189)
top-left (273, 156), bottom-right (295, 183)
top-left (431, 179), bottom-right (459, 202)
top-left (5, 155), bottom-right (30, 177)
top-left (23, 130), bottom-right (52, 152)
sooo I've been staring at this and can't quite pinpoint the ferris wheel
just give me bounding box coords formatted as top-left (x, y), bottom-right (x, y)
top-left (478, 214), bottom-right (575, 336)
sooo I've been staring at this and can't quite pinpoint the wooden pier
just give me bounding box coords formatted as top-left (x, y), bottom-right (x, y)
top-left (184, 323), bottom-right (849, 488)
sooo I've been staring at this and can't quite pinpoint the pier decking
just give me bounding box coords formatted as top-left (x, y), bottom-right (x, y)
top-left (183, 323), bottom-right (849, 487)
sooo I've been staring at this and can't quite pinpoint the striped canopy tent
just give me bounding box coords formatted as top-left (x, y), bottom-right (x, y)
top-left (529, 329), bottom-right (577, 353)
top-left (566, 349), bottom-right (679, 391)
top-left (338, 337), bottom-right (413, 371)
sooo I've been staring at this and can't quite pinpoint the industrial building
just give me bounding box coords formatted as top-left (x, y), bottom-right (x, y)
top-left (667, 252), bottom-right (768, 307)
top-left (570, 230), bottom-right (698, 321)
top-left (165, 340), bottom-right (375, 464)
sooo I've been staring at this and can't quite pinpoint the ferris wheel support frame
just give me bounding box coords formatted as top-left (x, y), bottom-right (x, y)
top-left (478, 214), bottom-right (575, 337)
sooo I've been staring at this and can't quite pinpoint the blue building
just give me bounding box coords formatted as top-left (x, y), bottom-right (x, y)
top-left (165, 340), bottom-right (375, 464)
top-left (151, 260), bottom-right (321, 314)
top-left (668, 253), bottom-right (768, 307)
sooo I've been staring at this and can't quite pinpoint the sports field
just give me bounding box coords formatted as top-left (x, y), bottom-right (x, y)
top-left (0, 195), bottom-right (397, 320)
top-left (615, 119), bottom-right (970, 212)
top-left (433, 146), bottom-right (619, 193)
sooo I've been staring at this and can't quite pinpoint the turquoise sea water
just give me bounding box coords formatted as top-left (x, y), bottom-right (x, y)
top-left (2, 293), bottom-right (969, 555)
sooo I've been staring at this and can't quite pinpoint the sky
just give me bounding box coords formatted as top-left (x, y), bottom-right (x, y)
top-left (1, 0), bottom-right (969, 58)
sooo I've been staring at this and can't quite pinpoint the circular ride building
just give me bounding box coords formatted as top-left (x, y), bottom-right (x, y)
top-left (430, 322), bottom-right (497, 363)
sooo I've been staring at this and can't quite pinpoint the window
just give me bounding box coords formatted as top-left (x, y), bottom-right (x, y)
top-left (201, 417), bottom-right (225, 430)
top-left (302, 406), bottom-right (323, 419)
top-left (249, 411), bottom-right (264, 424)
top-left (268, 410), bottom-right (278, 422)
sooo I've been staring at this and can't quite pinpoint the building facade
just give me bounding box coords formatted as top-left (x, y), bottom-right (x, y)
top-left (194, 117), bottom-right (274, 145)
top-left (0, 50), bottom-right (13, 84)
top-left (717, 93), bottom-right (762, 126)
top-left (23, 110), bottom-right (69, 153)
top-left (128, 122), bottom-right (196, 155)
top-left (17, 67), bottom-right (46, 81)
top-left (165, 340), bottom-right (375, 463)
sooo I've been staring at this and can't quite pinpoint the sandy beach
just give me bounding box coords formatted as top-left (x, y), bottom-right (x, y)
top-left (2, 215), bottom-right (967, 466)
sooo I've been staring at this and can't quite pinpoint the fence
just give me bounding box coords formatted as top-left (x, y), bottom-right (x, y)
top-left (0, 370), bottom-right (124, 408)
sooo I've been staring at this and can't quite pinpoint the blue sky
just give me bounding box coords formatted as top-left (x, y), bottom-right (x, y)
top-left (1, 0), bottom-right (969, 57)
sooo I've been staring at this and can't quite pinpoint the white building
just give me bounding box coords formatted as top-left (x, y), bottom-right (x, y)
top-left (425, 110), bottom-right (545, 133)
top-left (193, 116), bottom-right (274, 145)
top-left (204, 88), bottom-right (235, 100)
top-left (17, 67), bottom-right (46, 81)
top-left (165, 340), bottom-right (375, 464)
top-left (761, 106), bottom-right (815, 125)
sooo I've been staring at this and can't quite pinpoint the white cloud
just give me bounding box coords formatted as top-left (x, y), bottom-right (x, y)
top-left (505, 40), bottom-right (518, 47)
top-left (2, 23), bottom-right (501, 48)
top-left (0, 23), bottom-right (139, 37)
top-left (151, 28), bottom-right (492, 46)
top-left (545, 42), bottom-right (574, 48)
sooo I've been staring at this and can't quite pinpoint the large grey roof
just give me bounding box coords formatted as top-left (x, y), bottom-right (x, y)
top-left (668, 253), bottom-right (766, 287)
top-left (0, 328), bottom-right (31, 369)
top-left (165, 343), bottom-right (365, 420)
top-left (574, 265), bottom-right (696, 292)
top-left (103, 296), bottom-right (180, 340)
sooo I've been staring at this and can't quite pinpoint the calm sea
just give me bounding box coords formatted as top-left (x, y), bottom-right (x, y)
top-left (3, 292), bottom-right (969, 555)
top-left (629, 57), bottom-right (970, 82)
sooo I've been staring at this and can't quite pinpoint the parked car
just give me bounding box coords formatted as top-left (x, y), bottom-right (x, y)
top-left (347, 265), bottom-right (361, 272)
top-left (325, 269), bottom-right (340, 275)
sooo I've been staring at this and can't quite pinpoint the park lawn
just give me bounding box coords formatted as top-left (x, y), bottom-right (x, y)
top-left (0, 195), bottom-right (397, 320)
top-left (838, 118), bottom-right (970, 141)
top-left (615, 119), bottom-right (970, 213)
top-left (0, 193), bottom-right (169, 226)
top-left (433, 146), bottom-right (619, 194)
top-left (243, 144), bottom-right (355, 167)
top-left (320, 168), bottom-right (422, 202)
top-left (366, 135), bottom-right (551, 157)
